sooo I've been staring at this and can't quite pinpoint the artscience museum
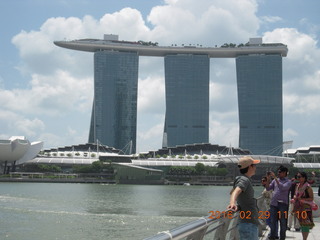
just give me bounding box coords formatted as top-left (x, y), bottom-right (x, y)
top-left (0, 136), bottom-right (43, 173)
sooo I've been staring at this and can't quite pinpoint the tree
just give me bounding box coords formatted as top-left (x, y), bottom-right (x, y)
top-left (22, 164), bottom-right (61, 173)
top-left (73, 161), bottom-right (112, 173)
top-left (195, 163), bottom-right (205, 175)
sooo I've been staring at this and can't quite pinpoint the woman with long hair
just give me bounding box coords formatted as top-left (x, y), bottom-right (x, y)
top-left (291, 172), bottom-right (315, 240)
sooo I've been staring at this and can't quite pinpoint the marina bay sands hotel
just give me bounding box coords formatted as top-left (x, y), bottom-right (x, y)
top-left (54, 35), bottom-right (288, 155)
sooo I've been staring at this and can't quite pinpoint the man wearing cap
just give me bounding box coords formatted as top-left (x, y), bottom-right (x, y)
top-left (265, 165), bottom-right (292, 240)
top-left (227, 156), bottom-right (260, 240)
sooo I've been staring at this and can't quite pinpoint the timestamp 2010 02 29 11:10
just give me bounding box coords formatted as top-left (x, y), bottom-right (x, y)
top-left (208, 210), bottom-right (308, 220)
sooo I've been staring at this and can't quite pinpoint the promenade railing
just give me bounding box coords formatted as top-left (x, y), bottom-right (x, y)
top-left (144, 195), bottom-right (267, 240)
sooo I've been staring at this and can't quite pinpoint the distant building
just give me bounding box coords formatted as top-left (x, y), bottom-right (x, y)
top-left (142, 143), bottom-right (250, 157)
top-left (0, 136), bottom-right (43, 174)
top-left (284, 145), bottom-right (320, 169)
top-left (163, 54), bottom-right (209, 147)
top-left (88, 51), bottom-right (138, 154)
top-left (55, 36), bottom-right (288, 154)
top-left (236, 54), bottom-right (283, 155)
top-left (36, 142), bottom-right (132, 166)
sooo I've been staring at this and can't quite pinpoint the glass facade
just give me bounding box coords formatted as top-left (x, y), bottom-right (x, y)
top-left (163, 54), bottom-right (209, 148)
top-left (236, 55), bottom-right (283, 155)
top-left (88, 51), bottom-right (138, 154)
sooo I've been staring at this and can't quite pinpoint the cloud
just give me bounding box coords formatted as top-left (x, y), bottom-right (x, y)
top-left (0, 71), bottom-right (93, 116)
top-left (2, 0), bottom-right (320, 152)
top-left (209, 119), bottom-right (239, 146)
top-left (299, 18), bottom-right (320, 37)
top-left (148, 0), bottom-right (259, 45)
top-left (99, 8), bottom-right (151, 40)
top-left (263, 27), bottom-right (320, 147)
top-left (0, 109), bottom-right (44, 139)
top-left (263, 28), bottom-right (320, 114)
top-left (283, 128), bottom-right (298, 141)
top-left (14, 118), bottom-right (45, 137)
top-left (260, 16), bottom-right (282, 24)
top-left (138, 76), bottom-right (165, 114)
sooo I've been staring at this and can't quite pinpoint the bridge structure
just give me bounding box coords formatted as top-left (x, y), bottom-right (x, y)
top-left (54, 36), bottom-right (288, 156)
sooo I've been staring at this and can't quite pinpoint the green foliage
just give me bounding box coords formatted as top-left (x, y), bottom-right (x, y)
top-left (167, 165), bottom-right (227, 176)
top-left (289, 168), bottom-right (320, 178)
top-left (195, 163), bottom-right (205, 174)
top-left (168, 166), bottom-right (196, 175)
top-left (138, 40), bottom-right (158, 46)
top-left (73, 161), bottom-right (113, 173)
top-left (22, 164), bottom-right (62, 173)
top-left (287, 167), bottom-right (299, 178)
top-left (221, 43), bottom-right (237, 48)
top-left (205, 167), bottom-right (228, 176)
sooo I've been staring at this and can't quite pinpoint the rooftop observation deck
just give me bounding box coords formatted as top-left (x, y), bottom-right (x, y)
top-left (54, 38), bottom-right (288, 58)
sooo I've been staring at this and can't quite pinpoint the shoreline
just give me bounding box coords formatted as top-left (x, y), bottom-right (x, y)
top-left (0, 177), bottom-right (116, 184)
top-left (0, 177), bottom-right (263, 186)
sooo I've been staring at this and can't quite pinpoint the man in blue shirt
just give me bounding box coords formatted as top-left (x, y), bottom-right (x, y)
top-left (266, 165), bottom-right (292, 240)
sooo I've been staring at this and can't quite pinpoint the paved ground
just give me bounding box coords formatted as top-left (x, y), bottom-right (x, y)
top-left (260, 218), bottom-right (320, 240)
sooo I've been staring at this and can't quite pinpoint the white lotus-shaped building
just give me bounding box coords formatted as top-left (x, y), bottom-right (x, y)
top-left (0, 136), bottom-right (43, 165)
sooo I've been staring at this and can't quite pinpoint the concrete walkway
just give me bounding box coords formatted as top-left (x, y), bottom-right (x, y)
top-left (260, 218), bottom-right (320, 240)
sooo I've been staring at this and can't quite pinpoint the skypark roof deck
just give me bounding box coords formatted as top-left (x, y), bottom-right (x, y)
top-left (54, 38), bottom-right (288, 58)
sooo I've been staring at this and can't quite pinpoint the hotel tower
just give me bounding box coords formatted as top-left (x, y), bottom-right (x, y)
top-left (54, 36), bottom-right (287, 155)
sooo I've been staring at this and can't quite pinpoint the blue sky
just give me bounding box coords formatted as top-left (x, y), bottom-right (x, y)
top-left (0, 0), bottom-right (319, 153)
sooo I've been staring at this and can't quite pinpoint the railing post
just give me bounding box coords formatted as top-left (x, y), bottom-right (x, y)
top-left (186, 226), bottom-right (208, 240)
top-left (225, 217), bottom-right (239, 240)
top-left (212, 216), bottom-right (237, 240)
top-left (256, 195), bottom-right (268, 236)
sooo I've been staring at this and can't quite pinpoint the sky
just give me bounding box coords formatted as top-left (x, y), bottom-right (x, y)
top-left (0, 0), bottom-right (319, 153)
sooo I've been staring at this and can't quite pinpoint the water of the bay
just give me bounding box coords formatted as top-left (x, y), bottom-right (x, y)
top-left (0, 182), bottom-right (264, 240)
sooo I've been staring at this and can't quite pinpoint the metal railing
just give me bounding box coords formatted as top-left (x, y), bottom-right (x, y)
top-left (144, 195), bottom-right (267, 240)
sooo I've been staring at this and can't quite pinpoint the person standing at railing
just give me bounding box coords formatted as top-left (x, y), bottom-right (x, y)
top-left (227, 156), bottom-right (261, 240)
top-left (265, 166), bottom-right (291, 240)
top-left (291, 171), bottom-right (315, 240)
top-left (261, 176), bottom-right (279, 239)
top-left (288, 175), bottom-right (300, 231)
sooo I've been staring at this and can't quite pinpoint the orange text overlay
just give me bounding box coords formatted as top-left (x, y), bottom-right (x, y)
top-left (208, 210), bottom-right (308, 220)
